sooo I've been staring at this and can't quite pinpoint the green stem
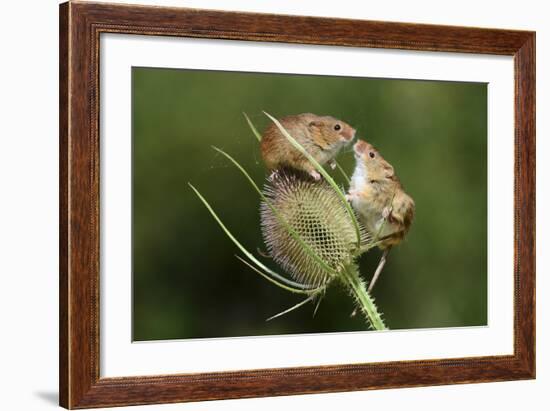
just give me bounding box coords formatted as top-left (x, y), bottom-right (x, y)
top-left (341, 264), bottom-right (387, 331)
top-left (334, 161), bottom-right (351, 185)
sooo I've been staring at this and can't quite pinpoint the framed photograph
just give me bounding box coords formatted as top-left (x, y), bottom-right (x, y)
top-left (59, 1), bottom-right (535, 408)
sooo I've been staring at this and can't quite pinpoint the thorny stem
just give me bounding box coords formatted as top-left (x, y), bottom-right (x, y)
top-left (341, 264), bottom-right (387, 331)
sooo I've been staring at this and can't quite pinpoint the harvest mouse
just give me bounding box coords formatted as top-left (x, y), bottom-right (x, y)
top-left (260, 113), bottom-right (356, 179)
top-left (348, 139), bottom-right (415, 292)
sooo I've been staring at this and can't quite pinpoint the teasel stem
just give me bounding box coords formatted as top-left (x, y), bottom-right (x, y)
top-left (341, 264), bottom-right (387, 331)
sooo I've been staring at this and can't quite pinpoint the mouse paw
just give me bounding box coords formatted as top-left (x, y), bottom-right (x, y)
top-left (382, 206), bottom-right (392, 219)
top-left (329, 160), bottom-right (337, 170)
top-left (310, 170), bottom-right (321, 181)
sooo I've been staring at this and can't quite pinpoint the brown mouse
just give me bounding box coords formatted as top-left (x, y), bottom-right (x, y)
top-left (260, 113), bottom-right (356, 179)
top-left (348, 139), bottom-right (415, 292)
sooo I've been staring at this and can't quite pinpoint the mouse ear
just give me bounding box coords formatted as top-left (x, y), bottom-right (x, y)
top-left (308, 120), bottom-right (323, 128)
top-left (384, 164), bottom-right (395, 178)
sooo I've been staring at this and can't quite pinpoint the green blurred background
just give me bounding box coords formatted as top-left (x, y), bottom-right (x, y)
top-left (132, 67), bottom-right (487, 341)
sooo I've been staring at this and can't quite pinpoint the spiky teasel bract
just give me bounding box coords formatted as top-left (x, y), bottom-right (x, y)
top-left (261, 168), bottom-right (370, 288)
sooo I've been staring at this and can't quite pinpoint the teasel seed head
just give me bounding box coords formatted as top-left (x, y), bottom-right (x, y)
top-left (260, 169), bottom-right (370, 287)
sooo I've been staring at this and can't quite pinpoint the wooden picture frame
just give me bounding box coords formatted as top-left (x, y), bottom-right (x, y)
top-left (59, 1), bottom-right (535, 408)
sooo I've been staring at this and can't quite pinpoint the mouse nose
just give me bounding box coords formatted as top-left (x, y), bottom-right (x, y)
top-left (340, 126), bottom-right (356, 142)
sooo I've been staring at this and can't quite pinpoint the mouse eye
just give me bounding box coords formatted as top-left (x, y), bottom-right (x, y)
top-left (334, 124), bottom-right (341, 131)
top-left (369, 152), bottom-right (376, 159)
